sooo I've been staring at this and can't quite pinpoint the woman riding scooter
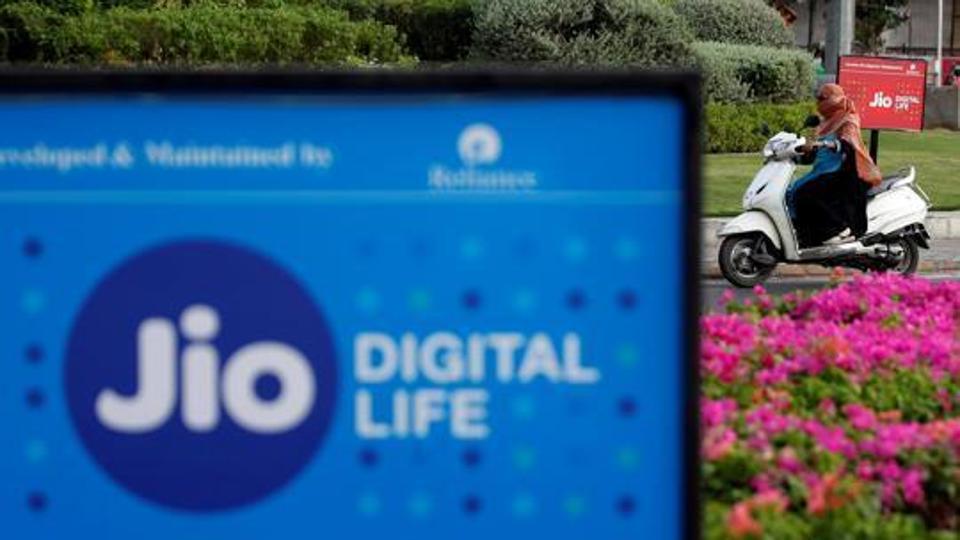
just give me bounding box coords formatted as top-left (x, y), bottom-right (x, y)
top-left (788, 84), bottom-right (882, 247)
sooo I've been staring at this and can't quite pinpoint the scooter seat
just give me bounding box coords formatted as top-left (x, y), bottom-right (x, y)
top-left (867, 167), bottom-right (915, 198)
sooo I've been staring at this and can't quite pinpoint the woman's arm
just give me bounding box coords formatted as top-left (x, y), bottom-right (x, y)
top-left (796, 140), bottom-right (839, 165)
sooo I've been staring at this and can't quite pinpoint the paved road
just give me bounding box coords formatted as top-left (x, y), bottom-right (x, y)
top-left (701, 274), bottom-right (959, 313)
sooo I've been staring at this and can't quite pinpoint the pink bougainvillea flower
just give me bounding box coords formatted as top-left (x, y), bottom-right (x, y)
top-left (806, 476), bottom-right (829, 516)
top-left (727, 502), bottom-right (763, 538)
top-left (703, 427), bottom-right (737, 461)
top-left (750, 473), bottom-right (774, 494)
top-left (902, 468), bottom-right (926, 506)
top-left (701, 275), bottom-right (960, 520)
top-left (877, 410), bottom-right (902, 423)
top-left (701, 398), bottom-right (737, 429)
top-left (807, 473), bottom-right (860, 516)
top-left (818, 399), bottom-right (837, 417)
top-left (804, 421), bottom-right (856, 457)
top-left (843, 403), bottom-right (878, 431)
top-left (750, 490), bottom-right (789, 513)
top-left (719, 289), bottom-right (735, 307)
top-left (776, 447), bottom-right (802, 474)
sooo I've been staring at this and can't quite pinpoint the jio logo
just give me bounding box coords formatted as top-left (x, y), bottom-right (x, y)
top-left (65, 240), bottom-right (338, 511)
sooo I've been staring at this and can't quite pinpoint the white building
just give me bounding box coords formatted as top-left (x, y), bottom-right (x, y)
top-left (789, 0), bottom-right (959, 56)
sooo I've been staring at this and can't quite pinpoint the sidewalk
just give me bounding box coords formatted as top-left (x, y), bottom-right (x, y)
top-left (701, 211), bottom-right (960, 278)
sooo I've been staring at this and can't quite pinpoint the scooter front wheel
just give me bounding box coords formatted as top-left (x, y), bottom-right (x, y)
top-left (718, 234), bottom-right (776, 288)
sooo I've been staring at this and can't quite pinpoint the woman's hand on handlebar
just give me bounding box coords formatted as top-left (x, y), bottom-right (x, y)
top-left (822, 140), bottom-right (842, 150)
top-left (801, 140), bottom-right (839, 154)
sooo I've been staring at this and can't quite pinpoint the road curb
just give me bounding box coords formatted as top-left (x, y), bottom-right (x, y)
top-left (701, 260), bottom-right (960, 280)
top-left (701, 211), bottom-right (960, 279)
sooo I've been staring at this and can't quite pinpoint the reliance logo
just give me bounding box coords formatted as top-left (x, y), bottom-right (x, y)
top-left (428, 123), bottom-right (537, 190)
top-left (457, 123), bottom-right (502, 166)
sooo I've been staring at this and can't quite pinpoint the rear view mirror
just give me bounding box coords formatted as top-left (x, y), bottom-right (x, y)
top-left (803, 114), bottom-right (821, 128)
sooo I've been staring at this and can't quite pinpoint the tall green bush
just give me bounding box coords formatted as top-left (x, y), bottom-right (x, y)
top-left (0, 2), bottom-right (411, 64)
top-left (471, 0), bottom-right (694, 68)
top-left (705, 101), bottom-right (815, 153)
top-left (673, 0), bottom-right (793, 49)
top-left (694, 41), bottom-right (815, 104)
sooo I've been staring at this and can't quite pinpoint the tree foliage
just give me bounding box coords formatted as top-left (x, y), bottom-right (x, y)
top-left (855, 0), bottom-right (910, 53)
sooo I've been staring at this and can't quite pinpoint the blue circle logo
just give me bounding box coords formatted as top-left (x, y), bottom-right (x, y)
top-left (65, 240), bottom-right (338, 511)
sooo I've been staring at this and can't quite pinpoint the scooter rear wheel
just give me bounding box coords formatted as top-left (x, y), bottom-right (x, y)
top-left (886, 237), bottom-right (920, 275)
top-left (719, 234), bottom-right (776, 288)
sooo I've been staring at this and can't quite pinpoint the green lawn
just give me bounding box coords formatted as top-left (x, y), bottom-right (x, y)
top-left (704, 130), bottom-right (960, 216)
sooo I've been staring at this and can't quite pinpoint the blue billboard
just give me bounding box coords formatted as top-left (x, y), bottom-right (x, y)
top-left (0, 72), bottom-right (699, 539)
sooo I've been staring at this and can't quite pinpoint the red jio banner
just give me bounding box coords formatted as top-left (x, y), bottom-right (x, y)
top-left (838, 56), bottom-right (927, 132)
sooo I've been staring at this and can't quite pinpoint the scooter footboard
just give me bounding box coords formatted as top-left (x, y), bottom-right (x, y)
top-left (717, 211), bottom-right (782, 250)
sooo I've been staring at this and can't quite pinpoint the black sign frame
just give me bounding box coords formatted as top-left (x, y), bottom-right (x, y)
top-left (0, 68), bottom-right (701, 539)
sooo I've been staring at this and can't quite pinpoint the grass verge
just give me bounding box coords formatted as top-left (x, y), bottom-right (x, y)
top-left (704, 130), bottom-right (960, 216)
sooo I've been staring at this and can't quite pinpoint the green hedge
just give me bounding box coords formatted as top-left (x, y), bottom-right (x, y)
top-left (706, 101), bottom-right (815, 153)
top-left (674, 0), bottom-right (793, 49)
top-left (0, 0), bottom-right (92, 12)
top-left (471, 0), bottom-right (694, 68)
top-left (320, 0), bottom-right (472, 61)
top-left (0, 2), bottom-right (411, 64)
top-left (95, 0), bottom-right (148, 8)
top-left (694, 41), bottom-right (815, 104)
top-left (89, 0), bottom-right (472, 61)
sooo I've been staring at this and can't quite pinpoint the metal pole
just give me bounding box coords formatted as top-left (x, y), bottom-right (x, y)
top-left (825, 0), bottom-right (854, 75)
top-left (825, 0), bottom-right (838, 74)
top-left (937, 0), bottom-right (944, 85)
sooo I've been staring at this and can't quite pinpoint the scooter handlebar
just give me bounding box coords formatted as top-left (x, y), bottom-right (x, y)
top-left (764, 133), bottom-right (838, 161)
top-left (789, 140), bottom-right (839, 158)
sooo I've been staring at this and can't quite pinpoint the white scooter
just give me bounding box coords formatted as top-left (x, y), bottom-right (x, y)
top-left (717, 124), bottom-right (931, 288)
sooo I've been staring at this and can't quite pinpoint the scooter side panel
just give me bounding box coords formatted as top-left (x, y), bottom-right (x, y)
top-left (867, 187), bottom-right (929, 235)
top-left (717, 210), bottom-right (782, 250)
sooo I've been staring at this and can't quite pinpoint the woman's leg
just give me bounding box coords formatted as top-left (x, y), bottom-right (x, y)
top-left (844, 178), bottom-right (870, 237)
top-left (793, 175), bottom-right (848, 246)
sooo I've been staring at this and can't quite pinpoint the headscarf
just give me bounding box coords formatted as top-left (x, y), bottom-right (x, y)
top-left (816, 83), bottom-right (882, 186)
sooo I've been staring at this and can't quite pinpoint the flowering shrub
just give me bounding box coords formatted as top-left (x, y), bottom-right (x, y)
top-left (702, 274), bottom-right (960, 539)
